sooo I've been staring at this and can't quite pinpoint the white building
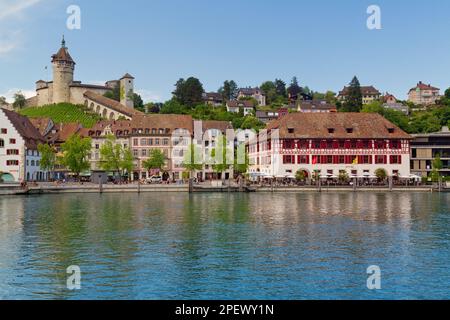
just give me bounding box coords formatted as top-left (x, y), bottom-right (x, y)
top-left (0, 109), bottom-right (47, 182)
top-left (237, 87), bottom-right (266, 106)
top-left (248, 113), bottom-right (412, 180)
top-left (226, 100), bottom-right (255, 116)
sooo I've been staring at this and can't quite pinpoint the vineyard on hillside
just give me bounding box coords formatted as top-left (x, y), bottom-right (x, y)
top-left (20, 103), bottom-right (103, 128)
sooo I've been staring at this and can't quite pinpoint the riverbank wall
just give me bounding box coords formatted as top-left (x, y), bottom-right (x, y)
top-left (1, 183), bottom-right (446, 196)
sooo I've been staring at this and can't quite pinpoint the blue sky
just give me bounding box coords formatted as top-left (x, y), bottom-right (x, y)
top-left (1, 0), bottom-right (450, 103)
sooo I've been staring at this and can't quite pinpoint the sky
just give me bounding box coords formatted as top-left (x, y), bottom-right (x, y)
top-left (1, 0), bottom-right (450, 103)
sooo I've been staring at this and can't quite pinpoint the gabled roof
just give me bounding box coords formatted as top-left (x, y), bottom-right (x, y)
top-left (226, 100), bottom-right (255, 108)
top-left (130, 114), bottom-right (194, 134)
top-left (29, 117), bottom-right (54, 136)
top-left (298, 100), bottom-right (337, 111)
top-left (266, 112), bottom-right (411, 139)
top-left (83, 91), bottom-right (143, 118)
top-left (1, 108), bottom-right (45, 149)
top-left (238, 87), bottom-right (264, 95)
top-left (409, 82), bottom-right (439, 93)
top-left (51, 46), bottom-right (75, 64)
top-left (339, 86), bottom-right (381, 96)
top-left (200, 120), bottom-right (233, 133)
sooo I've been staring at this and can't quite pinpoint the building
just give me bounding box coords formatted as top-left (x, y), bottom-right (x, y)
top-left (129, 114), bottom-right (193, 181)
top-left (28, 37), bottom-right (142, 120)
top-left (237, 87), bottom-right (266, 106)
top-left (338, 86), bottom-right (381, 105)
top-left (195, 120), bottom-right (234, 181)
top-left (410, 127), bottom-right (450, 178)
top-left (383, 103), bottom-right (409, 115)
top-left (226, 100), bottom-right (255, 116)
top-left (408, 82), bottom-right (440, 105)
top-left (202, 92), bottom-right (224, 107)
top-left (248, 113), bottom-right (412, 180)
top-left (256, 110), bottom-right (280, 124)
top-left (79, 120), bottom-right (132, 172)
top-left (0, 109), bottom-right (47, 182)
top-left (297, 100), bottom-right (337, 113)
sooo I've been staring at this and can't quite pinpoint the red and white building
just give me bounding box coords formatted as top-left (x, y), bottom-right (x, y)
top-left (248, 113), bottom-right (412, 179)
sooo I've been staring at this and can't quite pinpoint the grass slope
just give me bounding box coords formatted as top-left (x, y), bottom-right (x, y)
top-left (20, 103), bottom-right (102, 128)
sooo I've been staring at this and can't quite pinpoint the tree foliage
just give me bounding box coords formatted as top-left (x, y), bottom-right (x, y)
top-left (60, 135), bottom-right (92, 177)
top-left (99, 136), bottom-right (134, 178)
top-left (219, 80), bottom-right (238, 101)
top-left (38, 143), bottom-right (57, 174)
top-left (341, 76), bottom-right (362, 112)
top-left (13, 91), bottom-right (26, 110)
top-left (172, 77), bottom-right (204, 107)
top-left (143, 149), bottom-right (166, 172)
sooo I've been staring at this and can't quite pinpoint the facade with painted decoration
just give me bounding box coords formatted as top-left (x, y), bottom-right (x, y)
top-left (247, 113), bottom-right (412, 180)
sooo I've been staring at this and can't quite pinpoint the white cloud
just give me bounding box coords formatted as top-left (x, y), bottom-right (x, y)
top-left (0, 0), bottom-right (44, 56)
top-left (0, 88), bottom-right (35, 103)
top-left (135, 89), bottom-right (162, 103)
top-left (0, 0), bottom-right (42, 21)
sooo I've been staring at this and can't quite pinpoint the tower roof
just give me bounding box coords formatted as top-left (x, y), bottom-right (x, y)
top-left (51, 36), bottom-right (75, 64)
top-left (120, 73), bottom-right (135, 80)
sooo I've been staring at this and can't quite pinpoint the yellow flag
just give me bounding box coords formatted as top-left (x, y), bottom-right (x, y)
top-left (353, 157), bottom-right (358, 165)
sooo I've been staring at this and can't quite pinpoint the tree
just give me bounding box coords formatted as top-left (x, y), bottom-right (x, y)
top-left (172, 77), bottom-right (204, 107)
top-left (13, 91), bottom-right (26, 109)
top-left (295, 169), bottom-right (307, 183)
top-left (233, 143), bottom-right (250, 176)
top-left (342, 76), bottom-right (363, 112)
top-left (143, 149), bottom-right (166, 173)
top-left (260, 81), bottom-right (277, 105)
top-left (160, 99), bottom-right (187, 114)
top-left (338, 170), bottom-right (349, 184)
top-left (104, 84), bottom-right (144, 111)
top-left (60, 135), bottom-right (92, 178)
top-left (375, 168), bottom-right (387, 181)
top-left (210, 136), bottom-right (232, 181)
top-left (219, 80), bottom-right (238, 101)
top-left (287, 77), bottom-right (302, 100)
top-left (99, 136), bottom-right (134, 180)
top-left (182, 143), bottom-right (203, 179)
top-left (0, 96), bottom-right (7, 106)
top-left (445, 88), bottom-right (450, 100)
top-left (38, 143), bottom-right (57, 180)
top-left (274, 79), bottom-right (287, 98)
top-left (240, 116), bottom-right (265, 131)
top-left (431, 154), bottom-right (443, 183)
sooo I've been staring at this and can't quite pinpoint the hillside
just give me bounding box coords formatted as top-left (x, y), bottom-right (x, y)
top-left (19, 103), bottom-right (103, 128)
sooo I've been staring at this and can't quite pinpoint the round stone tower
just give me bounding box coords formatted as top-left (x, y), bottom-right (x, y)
top-left (52, 36), bottom-right (75, 104)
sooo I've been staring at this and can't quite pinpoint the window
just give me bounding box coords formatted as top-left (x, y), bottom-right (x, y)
top-left (390, 155), bottom-right (402, 164)
top-left (375, 155), bottom-right (387, 164)
top-left (133, 138), bottom-right (139, 146)
top-left (6, 149), bottom-right (19, 155)
top-left (141, 139), bottom-right (147, 146)
top-left (95, 144), bottom-right (100, 149)
top-left (328, 128), bottom-right (335, 134)
top-left (141, 149), bottom-right (147, 157)
top-left (133, 149), bottom-right (139, 157)
top-left (1, 128), bottom-right (7, 134)
top-left (288, 128), bottom-right (294, 134)
top-left (31, 160), bottom-right (35, 166)
top-left (163, 138), bottom-right (169, 146)
top-left (298, 155), bottom-right (309, 164)
top-left (283, 155), bottom-right (295, 164)
top-left (148, 139), bottom-right (153, 146)
top-left (346, 128), bottom-right (354, 134)
top-left (9, 139), bottom-right (16, 144)
top-left (0, 139), bottom-right (4, 148)
top-left (155, 138), bottom-right (160, 145)
top-left (6, 160), bottom-right (19, 166)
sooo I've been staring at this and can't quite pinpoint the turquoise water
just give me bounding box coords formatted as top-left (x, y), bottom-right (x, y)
top-left (0, 192), bottom-right (449, 300)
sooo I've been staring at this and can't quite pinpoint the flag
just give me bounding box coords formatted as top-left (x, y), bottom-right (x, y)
top-left (352, 157), bottom-right (358, 165)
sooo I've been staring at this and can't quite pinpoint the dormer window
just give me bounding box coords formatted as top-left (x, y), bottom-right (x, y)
top-left (328, 128), bottom-right (335, 134)
top-left (288, 128), bottom-right (294, 134)
top-left (388, 128), bottom-right (395, 134)
top-left (346, 128), bottom-right (354, 134)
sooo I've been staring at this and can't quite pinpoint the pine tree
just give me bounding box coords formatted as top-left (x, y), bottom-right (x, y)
top-left (343, 76), bottom-right (363, 112)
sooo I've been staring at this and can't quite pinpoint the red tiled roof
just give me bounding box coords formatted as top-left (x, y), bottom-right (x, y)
top-left (29, 117), bottom-right (53, 135)
top-left (83, 91), bottom-right (144, 118)
top-left (51, 47), bottom-right (75, 64)
top-left (130, 114), bottom-right (194, 134)
top-left (266, 112), bottom-right (412, 139)
top-left (409, 82), bottom-right (439, 92)
top-left (227, 100), bottom-right (255, 108)
top-left (1, 108), bottom-right (45, 149)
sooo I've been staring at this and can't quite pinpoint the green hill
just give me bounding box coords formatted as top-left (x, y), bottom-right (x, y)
top-left (20, 103), bottom-right (103, 128)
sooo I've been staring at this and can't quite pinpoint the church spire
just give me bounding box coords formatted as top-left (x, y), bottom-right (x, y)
top-left (61, 35), bottom-right (66, 48)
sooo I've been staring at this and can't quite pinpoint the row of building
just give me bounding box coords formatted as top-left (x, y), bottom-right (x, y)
top-left (1, 107), bottom-right (449, 183)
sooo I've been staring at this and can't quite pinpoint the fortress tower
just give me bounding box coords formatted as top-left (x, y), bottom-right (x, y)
top-left (120, 73), bottom-right (135, 109)
top-left (51, 36), bottom-right (75, 104)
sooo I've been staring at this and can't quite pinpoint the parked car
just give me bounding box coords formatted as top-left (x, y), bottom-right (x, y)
top-left (146, 176), bottom-right (162, 184)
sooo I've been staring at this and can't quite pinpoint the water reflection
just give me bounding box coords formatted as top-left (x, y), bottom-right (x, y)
top-left (0, 192), bottom-right (449, 299)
